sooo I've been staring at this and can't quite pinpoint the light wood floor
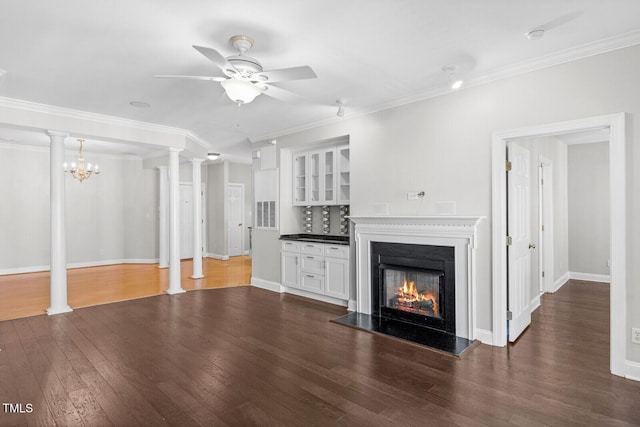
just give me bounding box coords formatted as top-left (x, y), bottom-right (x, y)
top-left (0, 280), bottom-right (637, 426)
top-left (0, 257), bottom-right (251, 322)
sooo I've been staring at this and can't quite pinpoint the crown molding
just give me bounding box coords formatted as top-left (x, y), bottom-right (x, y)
top-left (253, 29), bottom-right (640, 143)
top-left (0, 96), bottom-right (212, 149)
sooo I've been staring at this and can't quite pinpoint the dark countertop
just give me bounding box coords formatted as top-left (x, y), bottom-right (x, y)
top-left (280, 234), bottom-right (350, 245)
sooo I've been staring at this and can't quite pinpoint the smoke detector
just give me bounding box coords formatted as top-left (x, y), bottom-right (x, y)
top-left (526, 29), bottom-right (545, 40)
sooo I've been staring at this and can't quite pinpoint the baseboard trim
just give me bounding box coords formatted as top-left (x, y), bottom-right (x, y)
top-left (531, 294), bottom-right (541, 312)
top-left (569, 271), bottom-right (611, 284)
top-left (284, 287), bottom-right (348, 307)
top-left (624, 360), bottom-right (640, 382)
top-left (250, 277), bottom-right (284, 293)
top-left (0, 259), bottom-right (160, 275)
top-left (553, 272), bottom-right (570, 292)
top-left (474, 328), bottom-right (493, 345)
top-left (207, 253), bottom-right (230, 261)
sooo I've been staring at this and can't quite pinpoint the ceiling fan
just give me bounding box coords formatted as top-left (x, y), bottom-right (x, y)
top-left (155, 35), bottom-right (317, 105)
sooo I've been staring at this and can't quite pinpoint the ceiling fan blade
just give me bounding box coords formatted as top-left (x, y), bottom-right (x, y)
top-left (252, 66), bottom-right (317, 83)
top-left (154, 74), bottom-right (226, 82)
top-left (192, 45), bottom-right (235, 76)
top-left (261, 84), bottom-right (306, 103)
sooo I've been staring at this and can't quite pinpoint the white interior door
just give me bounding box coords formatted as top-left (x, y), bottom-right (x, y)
top-left (228, 183), bottom-right (244, 257)
top-left (508, 141), bottom-right (533, 342)
top-left (179, 183), bottom-right (193, 259)
top-left (539, 159), bottom-right (555, 293)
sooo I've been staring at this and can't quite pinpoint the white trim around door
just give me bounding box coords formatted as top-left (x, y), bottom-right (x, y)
top-left (491, 113), bottom-right (627, 378)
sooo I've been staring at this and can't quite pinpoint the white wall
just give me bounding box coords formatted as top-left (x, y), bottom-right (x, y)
top-left (0, 146), bottom-right (51, 269)
top-left (568, 142), bottom-right (610, 276)
top-left (207, 161), bottom-right (227, 257)
top-left (0, 145), bottom-right (158, 272)
top-left (252, 44), bottom-right (640, 363)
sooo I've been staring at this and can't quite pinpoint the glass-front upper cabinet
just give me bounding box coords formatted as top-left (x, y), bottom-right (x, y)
top-left (337, 145), bottom-right (350, 204)
top-left (309, 151), bottom-right (321, 204)
top-left (323, 148), bottom-right (336, 204)
top-left (293, 153), bottom-right (308, 205)
top-left (293, 145), bottom-right (347, 206)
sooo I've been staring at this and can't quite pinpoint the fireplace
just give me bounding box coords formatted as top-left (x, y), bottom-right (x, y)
top-left (372, 242), bottom-right (455, 335)
top-left (332, 216), bottom-right (483, 355)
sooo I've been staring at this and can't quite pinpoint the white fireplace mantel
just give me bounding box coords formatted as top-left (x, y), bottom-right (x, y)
top-left (349, 215), bottom-right (484, 340)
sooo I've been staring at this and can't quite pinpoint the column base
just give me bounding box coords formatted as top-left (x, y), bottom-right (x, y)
top-left (190, 274), bottom-right (204, 279)
top-left (166, 288), bottom-right (186, 295)
top-left (157, 264), bottom-right (169, 269)
top-left (47, 305), bottom-right (73, 315)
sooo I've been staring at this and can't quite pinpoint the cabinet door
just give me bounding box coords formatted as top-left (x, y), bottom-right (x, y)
top-left (325, 256), bottom-right (349, 299)
top-left (337, 145), bottom-right (350, 204)
top-left (293, 153), bottom-right (308, 206)
top-left (308, 151), bottom-right (321, 205)
top-left (322, 148), bottom-right (336, 204)
top-left (301, 273), bottom-right (324, 294)
top-left (281, 252), bottom-right (300, 288)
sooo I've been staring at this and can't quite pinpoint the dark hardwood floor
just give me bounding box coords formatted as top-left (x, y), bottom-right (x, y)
top-left (0, 280), bottom-right (638, 426)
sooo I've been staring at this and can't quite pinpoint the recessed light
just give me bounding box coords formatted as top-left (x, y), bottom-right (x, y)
top-left (270, 139), bottom-right (277, 145)
top-left (129, 101), bottom-right (151, 108)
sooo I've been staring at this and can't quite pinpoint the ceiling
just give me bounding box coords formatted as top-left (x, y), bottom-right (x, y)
top-left (1, 0), bottom-right (639, 162)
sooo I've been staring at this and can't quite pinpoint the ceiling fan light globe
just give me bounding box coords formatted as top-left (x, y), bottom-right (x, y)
top-left (221, 78), bottom-right (262, 104)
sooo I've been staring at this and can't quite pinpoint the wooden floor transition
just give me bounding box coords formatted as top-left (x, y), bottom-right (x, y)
top-left (0, 257), bottom-right (251, 321)
top-left (0, 279), bottom-right (638, 426)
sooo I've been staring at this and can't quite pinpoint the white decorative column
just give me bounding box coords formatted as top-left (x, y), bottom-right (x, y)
top-left (47, 130), bottom-right (73, 315)
top-left (167, 148), bottom-right (185, 294)
top-left (191, 158), bottom-right (204, 279)
top-left (157, 165), bottom-right (169, 268)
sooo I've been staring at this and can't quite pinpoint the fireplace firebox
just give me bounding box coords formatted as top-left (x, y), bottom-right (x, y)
top-left (371, 242), bottom-right (456, 335)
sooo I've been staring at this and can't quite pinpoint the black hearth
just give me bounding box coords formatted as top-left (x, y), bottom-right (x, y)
top-left (371, 242), bottom-right (455, 335)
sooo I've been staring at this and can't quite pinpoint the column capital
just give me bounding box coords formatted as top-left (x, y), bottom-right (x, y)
top-left (47, 130), bottom-right (69, 139)
top-left (157, 165), bottom-right (168, 170)
top-left (191, 158), bottom-right (205, 165)
top-left (168, 147), bottom-right (183, 153)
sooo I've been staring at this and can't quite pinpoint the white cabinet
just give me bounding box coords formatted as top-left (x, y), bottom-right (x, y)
top-left (337, 145), bottom-right (350, 204)
top-left (293, 147), bottom-right (341, 206)
top-left (280, 240), bottom-right (350, 301)
top-left (301, 273), bottom-right (324, 293)
top-left (281, 241), bottom-right (301, 288)
top-left (293, 153), bottom-right (308, 205)
top-left (325, 256), bottom-right (349, 299)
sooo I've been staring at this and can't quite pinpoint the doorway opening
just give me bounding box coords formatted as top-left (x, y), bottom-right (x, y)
top-left (492, 113), bottom-right (627, 377)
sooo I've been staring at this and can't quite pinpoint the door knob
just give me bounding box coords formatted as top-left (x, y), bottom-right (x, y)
top-left (529, 243), bottom-right (536, 249)
top-left (238, 223), bottom-right (243, 227)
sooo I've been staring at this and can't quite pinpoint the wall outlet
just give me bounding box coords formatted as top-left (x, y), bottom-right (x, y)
top-left (407, 192), bottom-right (418, 200)
top-left (632, 328), bottom-right (640, 344)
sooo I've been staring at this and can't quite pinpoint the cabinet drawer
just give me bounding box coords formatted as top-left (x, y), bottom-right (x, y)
top-left (301, 273), bottom-right (324, 294)
top-left (325, 245), bottom-right (348, 259)
top-left (300, 243), bottom-right (324, 256)
top-left (281, 241), bottom-right (301, 253)
top-left (300, 255), bottom-right (324, 275)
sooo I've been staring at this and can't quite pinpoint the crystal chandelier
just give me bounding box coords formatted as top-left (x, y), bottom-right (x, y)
top-left (64, 139), bottom-right (100, 183)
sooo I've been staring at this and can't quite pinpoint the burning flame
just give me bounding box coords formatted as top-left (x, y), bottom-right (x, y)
top-left (395, 279), bottom-right (439, 316)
